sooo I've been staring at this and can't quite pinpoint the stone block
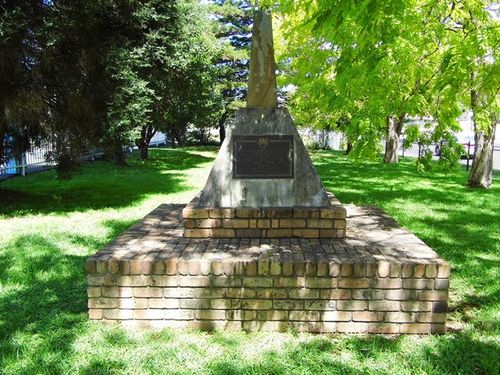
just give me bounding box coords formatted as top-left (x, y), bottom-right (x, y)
top-left (320, 311), bottom-right (351, 322)
top-left (288, 288), bottom-right (319, 299)
top-left (413, 264), bottom-right (426, 278)
top-left (437, 262), bottom-right (451, 278)
top-left (305, 278), bottom-right (337, 288)
top-left (336, 322), bottom-right (369, 333)
top-left (195, 310), bottom-right (225, 320)
top-left (197, 219), bottom-right (223, 228)
top-left (337, 301), bottom-right (367, 311)
top-left (416, 313), bottom-right (447, 323)
top-left (242, 299), bottom-right (273, 310)
top-left (223, 219), bottom-right (249, 228)
top-left (434, 279), bottom-right (450, 290)
top-left (368, 323), bottom-right (399, 334)
top-left (183, 207), bottom-right (209, 219)
top-left (352, 311), bottom-right (384, 322)
top-left (273, 300), bottom-right (304, 310)
top-left (209, 208), bottom-right (235, 219)
top-left (425, 264), bottom-right (438, 278)
top-left (235, 208), bottom-right (261, 218)
top-left (87, 287), bottom-right (102, 298)
top-left (184, 229), bottom-right (211, 238)
top-left (235, 229), bottom-right (262, 237)
top-left (256, 288), bottom-right (288, 299)
top-left (399, 323), bottom-right (431, 334)
top-left (307, 219), bottom-right (334, 229)
top-left (338, 278), bottom-right (370, 289)
top-left (266, 229), bottom-right (292, 238)
top-left (373, 278), bottom-right (402, 289)
top-left (384, 312), bottom-right (415, 323)
top-left (319, 229), bottom-right (336, 238)
top-left (289, 311), bottom-right (320, 321)
top-left (403, 279), bottom-right (434, 289)
top-left (88, 298), bottom-right (118, 309)
top-left (279, 219), bottom-right (306, 228)
top-left (305, 300), bottom-right (336, 310)
top-left (263, 208), bottom-right (293, 218)
top-left (225, 288), bottom-right (256, 299)
top-left (257, 219), bottom-right (271, 228)
top-left (292, 229), bottom-right (319, 238)
top-left (419, 290), bottom-right (448, 301)
top-left (320, 289), bottom-right (351, 300)
top-left (258, 310), bottom-right (288, 321)
top-left (211, 229), bottom-right (236, 238)
top-left (226, 310), bottom-right (257, 321)
top-left (368, 301), bottom-right (400, 312)
top-left (333, 220), bottom-right (346, 229)
top-left (88, 309), bottom-right (103, 320)
top-left (401, 301), bottom-right (432, 312)
top-left (211, 298), bottom-right (241, 309)
top-left (243, 277), bottom-right (273, 288)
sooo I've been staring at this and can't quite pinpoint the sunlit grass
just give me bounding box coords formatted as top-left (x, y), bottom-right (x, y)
top-left (0, 147), bottom-right (498, 374)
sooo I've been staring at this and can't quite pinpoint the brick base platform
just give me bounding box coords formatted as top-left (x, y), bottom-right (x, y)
top-left (182, 193), bottom-right (346, 239)
top-left (86, 204), bottom-right (450, 334)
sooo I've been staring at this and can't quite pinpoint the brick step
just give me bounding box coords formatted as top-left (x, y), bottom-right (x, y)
top-left (86, 204), bottom-right (450, 334)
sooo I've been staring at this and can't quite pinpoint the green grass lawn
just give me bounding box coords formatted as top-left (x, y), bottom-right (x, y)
top-left (0, 147), bottom-right (498, 375)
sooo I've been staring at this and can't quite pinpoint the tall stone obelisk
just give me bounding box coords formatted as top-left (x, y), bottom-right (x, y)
top-left (246, 10), bottom-right (278, 108)
top-left (183, 7), bottom-right (346, 239)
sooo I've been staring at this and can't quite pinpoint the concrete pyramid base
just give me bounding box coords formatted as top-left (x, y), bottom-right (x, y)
top-left (184, 108), bottom-right (345, 238)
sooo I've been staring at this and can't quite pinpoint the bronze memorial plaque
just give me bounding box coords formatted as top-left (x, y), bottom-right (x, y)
top-left (233, 135), bottom-right (294, 179)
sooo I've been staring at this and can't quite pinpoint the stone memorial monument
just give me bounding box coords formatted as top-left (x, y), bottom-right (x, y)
top-left (183, 9), bottom-right (346, 239)
top-left (85, 8), bottom-right (450, 335)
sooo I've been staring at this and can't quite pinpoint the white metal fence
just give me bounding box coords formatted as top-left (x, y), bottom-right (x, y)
top-left (0, 142), bottom-right (56, 179)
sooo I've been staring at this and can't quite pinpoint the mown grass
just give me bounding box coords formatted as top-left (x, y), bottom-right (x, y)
top-left (0, 147), bottom-right (498, 375)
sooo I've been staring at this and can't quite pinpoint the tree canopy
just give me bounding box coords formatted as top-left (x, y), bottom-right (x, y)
top-left (276, 0), bottom-right (499, 186)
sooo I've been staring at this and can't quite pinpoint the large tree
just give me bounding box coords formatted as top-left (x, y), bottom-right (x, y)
top-left (434, 0), bottom-right (499, 188)
top-left (277, 0), bottom-right (449, 163)
top-left (0, 0), bottom-right (46, 166)
top-left (211, 0), bottom-right (253, 143)
top-left (108, 0), bottom-right (221, 160)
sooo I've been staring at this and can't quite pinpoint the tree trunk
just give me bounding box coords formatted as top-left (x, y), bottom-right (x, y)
top-left (139, 143), bottom-right (149, 160)
top-left (219, 123), bottom-right (226, 144)
top-left (345, 141), bottom-right (353, 155)
top-left (113, 140), bottom-right (127, 166)
top-left (218, 111), bottom-right (228, 144)
top-left (384, 114), bottom-right (405, 163)
top-left (0, 97), bottom-right (7, 165)
top-left (468, 116), bottom-right (496, 188)
top-left (136, 125), bottom-right (157, 161)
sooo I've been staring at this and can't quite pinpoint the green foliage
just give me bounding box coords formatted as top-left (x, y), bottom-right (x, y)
top-left (210, 0), bottom-right (253, 123)
top-left (276, 0), bottom-right (498, 174)
top-left (107, 0), bottom-right (222, 150)
top-left (0, 0), bottom-right (46, 164)
top-left (277, 0), bottom-right (446, 160)
top-left (0, 148), bottom-right (499, 374)
top-left (1, 0), bottom-right (222, 170)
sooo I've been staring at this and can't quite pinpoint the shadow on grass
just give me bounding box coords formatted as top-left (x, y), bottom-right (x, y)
top-left (204, 333), bottom-right (499, 375)
top-left (312, 150), bottom-right (500, 329)
top-left (0, 218), bottom-right (138, 374)
top-left (0, 148), bottom-right (215, 217)
top-left (0, 234), bottom-right (88, 373)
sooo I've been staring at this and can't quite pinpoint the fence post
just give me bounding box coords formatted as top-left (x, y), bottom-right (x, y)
top-left (21, 152), bottom-right (26, 176)
top-left (418, 143), bottom-right (421, 159)
top-left (466, 141), bottom-right (471, 171)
